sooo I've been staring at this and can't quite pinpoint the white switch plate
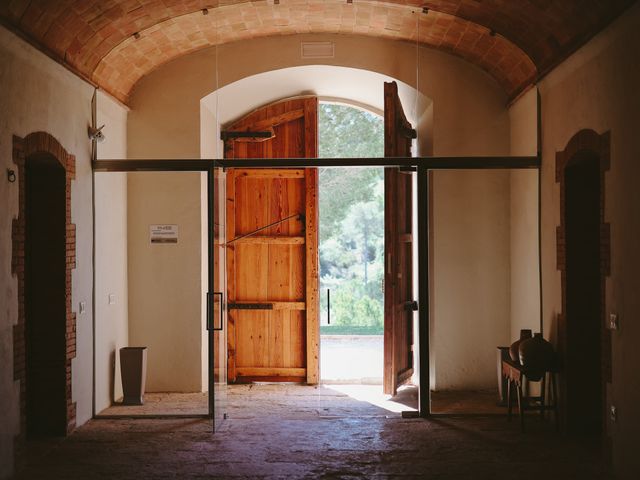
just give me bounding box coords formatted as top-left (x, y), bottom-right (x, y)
top-left (108, 294), bottom-right (116, 305)
top-left (609, 313), bottom-right (619, 330)
top-left (79, 302), bottom-right (86, 314)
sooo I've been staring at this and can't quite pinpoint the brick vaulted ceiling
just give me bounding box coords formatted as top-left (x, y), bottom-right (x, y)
top-left (0, 1), bottom-right (636, 103)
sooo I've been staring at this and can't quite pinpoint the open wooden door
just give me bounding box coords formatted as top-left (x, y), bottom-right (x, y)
top-left (223, 97), bottom-right (319, 384)
top-left (384, 82), bottom-right (417, 395)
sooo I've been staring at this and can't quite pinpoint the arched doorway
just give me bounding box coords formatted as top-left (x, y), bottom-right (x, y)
top-left (556, 129), bottom-right (611, 436)
top-left (24, 153), bottom-right (67, 437)
top-left (12, 132), bottom-right (77, 446)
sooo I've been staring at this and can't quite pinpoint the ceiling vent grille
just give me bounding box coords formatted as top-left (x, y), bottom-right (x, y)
top-left (301, 42), bottom-right (335, 59)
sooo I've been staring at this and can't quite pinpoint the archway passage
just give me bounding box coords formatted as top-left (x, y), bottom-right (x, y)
top-left (556, 129), bottom-right (611, 437)
top-left (565, 153), bottom-right (602, 435)
top-left (25, 154), bottom-right (68, 437)
top-left (12, 132), bottom-right (77, 454)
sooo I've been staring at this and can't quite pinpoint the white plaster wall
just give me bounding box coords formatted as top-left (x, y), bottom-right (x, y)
top-left (508, 88), bottom-right (540, 342)
top-left (430, 170), bottom-right (511, 389)
top-left (127, 172), bottom-right (206, 392)
top-left (127, 34), bottom-right (507, 160)
top-left (0, 26), bottom-right (94, 478)
top-left (538, 4), bottom-right (640, 478)
top-left (94, 91), bottom-right (129, 412)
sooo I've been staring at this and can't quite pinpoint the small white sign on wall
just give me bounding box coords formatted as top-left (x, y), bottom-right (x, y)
top-left (150, 224), bottom-right (178, 244)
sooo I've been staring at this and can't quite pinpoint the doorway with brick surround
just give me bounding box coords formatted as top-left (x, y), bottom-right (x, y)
top-left (24, 153), bottom-right (67, 437)
top-left (12, 132), bottom-right (78, 449)
top-left (556, 129), bottom-right (611, 437)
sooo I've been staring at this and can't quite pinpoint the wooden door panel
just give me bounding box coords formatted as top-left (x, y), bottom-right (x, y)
top-left (234, 311), bottom-right (306, 371)
top-left (269, 245), bottom-right (305, 301)
top-left (234, 243), bottom-right (269, 300)
top-left (224, 97), bottom-right (318, 384)
top-left (384, 81), bottom-right (417, 395)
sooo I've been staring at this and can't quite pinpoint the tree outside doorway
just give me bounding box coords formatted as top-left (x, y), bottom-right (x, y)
top-left (319, 103), bottom-right (384, 337)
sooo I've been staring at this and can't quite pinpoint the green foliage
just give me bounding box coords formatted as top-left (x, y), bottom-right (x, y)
top-left (318, 103), bottom-right (384, 335)
top-left (319, 103), bottom-right (384, 159)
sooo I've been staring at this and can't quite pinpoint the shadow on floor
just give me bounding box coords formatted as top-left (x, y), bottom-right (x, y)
top-left (13, 384), bottom-right (612, 480)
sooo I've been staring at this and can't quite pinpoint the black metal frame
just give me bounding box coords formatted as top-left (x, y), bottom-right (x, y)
top-left (93, 154), bottom-right (540, 421)
top-left (94, 156), bottom-right (539, 172)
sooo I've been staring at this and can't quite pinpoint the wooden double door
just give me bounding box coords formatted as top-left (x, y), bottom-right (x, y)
top-left (224, 97), bottom-right (319, 384)
top-left (223, 86), bottom-right (415, 393)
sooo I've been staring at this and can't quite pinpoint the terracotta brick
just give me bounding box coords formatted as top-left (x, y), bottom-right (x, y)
top-left (6, 0), bottom-right (629, 102)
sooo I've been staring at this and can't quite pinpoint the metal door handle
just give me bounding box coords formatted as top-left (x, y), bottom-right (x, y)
top-left (207, 292), bottom-right (224, 331)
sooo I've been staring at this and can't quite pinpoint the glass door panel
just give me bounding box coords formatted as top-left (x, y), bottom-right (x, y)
top-left (211, 166), bottom-right (227, 430)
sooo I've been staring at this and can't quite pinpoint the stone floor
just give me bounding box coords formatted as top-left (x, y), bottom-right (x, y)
top-left (16, 384), bottom-right (611, 479)
top-left (97, 386), bottom-right (503, 417)
top-left (98, 392), bottom-right (209, 416)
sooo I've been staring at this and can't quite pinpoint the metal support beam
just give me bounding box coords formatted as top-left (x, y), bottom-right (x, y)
top-left (93, 156), bottom-right (539, 172)
top-left (417, 165), bottom-right (431, 417)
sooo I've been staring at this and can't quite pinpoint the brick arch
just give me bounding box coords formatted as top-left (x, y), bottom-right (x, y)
top-left (11, 132), bottom-right (77, 465)
top-left (555, 128), bottom-right (611, 435)
top-left (2, 0), bottom-right (634, 105)
top-left (91, 2), bottom-right (536, 102)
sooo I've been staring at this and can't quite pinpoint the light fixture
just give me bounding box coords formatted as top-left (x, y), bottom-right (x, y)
top-left (88, 125), bottom-right (106, 143)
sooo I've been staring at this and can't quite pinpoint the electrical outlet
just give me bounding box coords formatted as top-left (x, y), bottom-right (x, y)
top-left (79, 302), bottom-right (86, 314)
top-left (610, 405), bottom-right (617, 422)
top-left (609, 313), bottom-right (619, 330)
top-left (108, 293), bottom-right (116, 305)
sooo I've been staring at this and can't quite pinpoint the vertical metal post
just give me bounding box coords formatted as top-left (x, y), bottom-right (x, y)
top-left (536, 88), bottom-right (544, 337)
top-left (207, 167), bottom-right (215, 432)
top-left (417, 165), bottom-right (431, 417)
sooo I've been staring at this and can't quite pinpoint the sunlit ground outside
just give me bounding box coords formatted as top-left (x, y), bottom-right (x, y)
top-left (324, 384), bottom-right (418, 413)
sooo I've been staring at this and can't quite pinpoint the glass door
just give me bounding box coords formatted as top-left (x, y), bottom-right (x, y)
top-left (94, 169), bottom-right (213, 419)
top-left (210, 166), bottom-right (227, 430)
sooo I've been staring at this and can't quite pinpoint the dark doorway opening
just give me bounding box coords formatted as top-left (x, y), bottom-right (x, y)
top-left (25, 153), bottom-right (67, 438)
top-left (564, 152), bottom-right (603, 435)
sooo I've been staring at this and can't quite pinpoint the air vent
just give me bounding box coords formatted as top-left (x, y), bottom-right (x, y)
top-left (301, 42), bottom-right (335, 59)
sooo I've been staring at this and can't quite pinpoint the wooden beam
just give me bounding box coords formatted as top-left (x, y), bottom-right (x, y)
top-left (305, 167), bottom-right (319, 385)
